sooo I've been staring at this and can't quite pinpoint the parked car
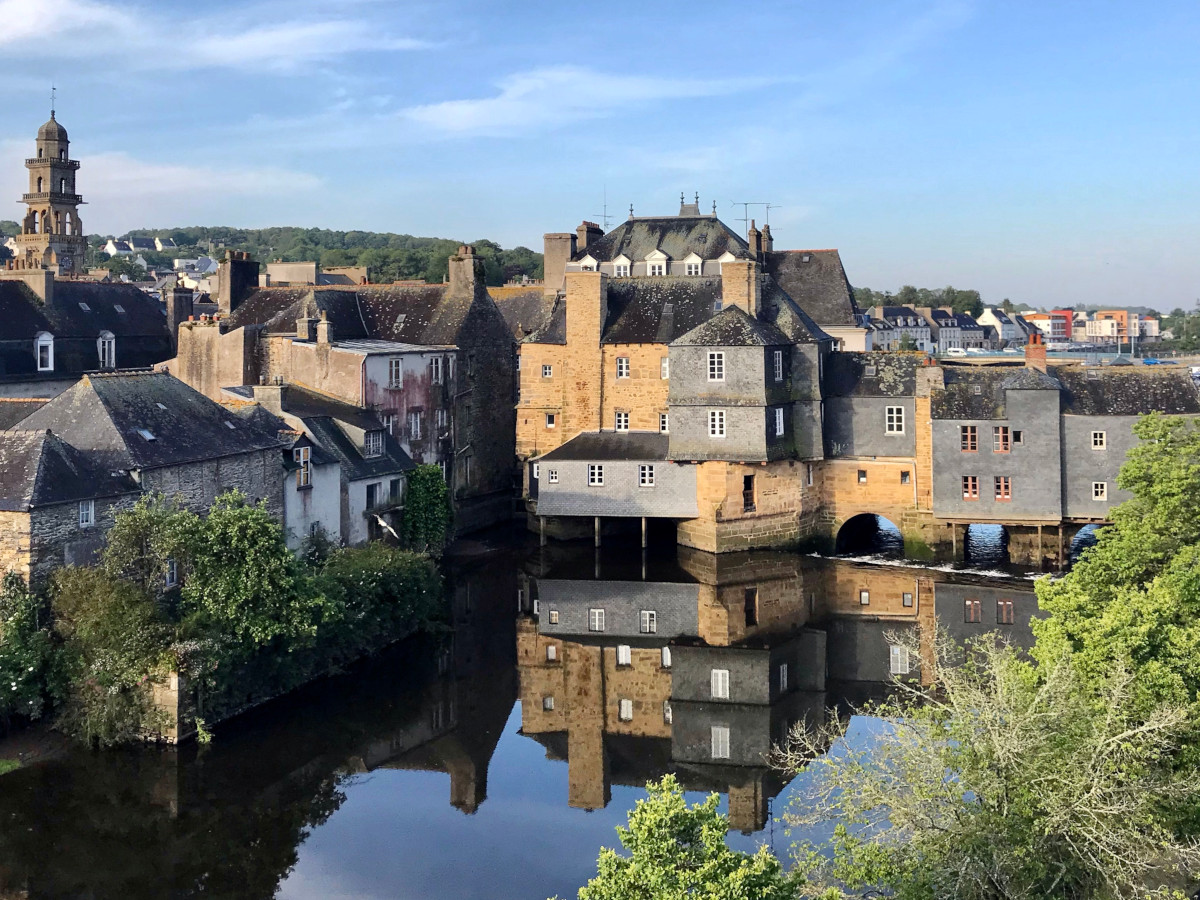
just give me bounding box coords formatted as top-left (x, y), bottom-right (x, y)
top-left (1142, 358), bottom-right (1163, 365)
top-left (965, 347), bottom-right (986, 355)
top-left (1002, 347), bottom-right (1022, 354)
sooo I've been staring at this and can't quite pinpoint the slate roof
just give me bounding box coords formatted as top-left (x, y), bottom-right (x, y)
top-left (569, 215), bottom-right (751, 264)
top-left (672, 305), bottom-right (791, 347)
top-left (278, 384), bottom-right (387, 432)
top-left (762, 250), bottom-right (858, 326)
top-left (525, 296), bottom-right (567, 344)
top-left (491, 288), bottom-right (555, 340)
top-left (302, 416), bottom-right (414, 481)
top-left (876, 306), bottom-right (928, 323)
top-left (1001, 368), bottom-right (1062, 391)
top-left (929, 310), bottom-right (984, 331)
top-left (1058, 368), bottom-right (1200, 415)
top-left (16, 373), bottom-right (284, 471)
top-left (603, 278), bottom-right (725, 344)
top-left (0, 430), bottom-right (138, 511)
top-left (538, 431), bottom-right (670, 462)
top-left (932, 368), bottom-right (1026, 419)
top-left (38, 114), bottom-right (67, 142)
top-left (126, 237), bottom-right (156, 251)
top-left (823, 352), bottom-right (921, 398)
top-left (0, 398), bottom-right (48, 429)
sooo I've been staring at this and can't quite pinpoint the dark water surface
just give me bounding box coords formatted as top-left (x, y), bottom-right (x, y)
top-left (0, 527), bottom-right (1039, 899)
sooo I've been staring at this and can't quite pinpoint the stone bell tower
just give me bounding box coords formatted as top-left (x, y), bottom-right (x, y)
top-left (13, 107), bottom-right (87, 276)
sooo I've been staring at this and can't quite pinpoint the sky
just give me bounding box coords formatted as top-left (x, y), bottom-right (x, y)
top-left (1, 0), bottom-right (1198, 310)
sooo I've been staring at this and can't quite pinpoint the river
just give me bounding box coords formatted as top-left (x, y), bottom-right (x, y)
top-left (0, 523), bottom-right (1052, 899)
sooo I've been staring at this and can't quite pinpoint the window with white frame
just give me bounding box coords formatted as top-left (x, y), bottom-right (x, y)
top-left (619, 698), bottom-right (634, 721)
top-left (364, 430), bottom-right (384, 457)
top-left (408, 410), bottom-right (423, 440)
top-left (542, 364), bottom-right (553, 378)
top-left (708, 410), bottom-right (726, 437)
top-left (548, 609), bottom-right (559, 624)
top-left (547, 469), bottom-right (558, 484)
top-left (388, 358), bottom-right (403, 387)
top-left (686, 261), bottom-right (701, 276)
top-left (381, 413), bottom-right (396, 435)
top-left (1092, 431), bottom-right (1106, 450)
top-left (616, 357), bottom-right (630, 378)
top-left (778, 663), bottom-right (789, 692)
top-left (617, 645), bottom-right (632, 666)
top-left (542, 696), bottom-right (555, 711)
top-left (546, 644), bottom-right (557, 661)
top-left (615, 411), bottom-right (629, 432)
top-left (660, 357), bottom-right (670, 379)
top-left (78, 499), bottom-right (95, 528)
top-left (639, 464), bottom-right (655, 487)
top-left (890, 645), bottom-right (911, 675)
top-left (437, 460), bottom-right (447, 480)
top-left (648, 262), bottom-right (665, 276)
top-left (532, 463), bottom-right (540, 480)
top-left (1093, 481), bottom-right (1108, 500)
top-left (98, 331), bottom-right (115, 369)
top-left (545, 413), bottom-right (556, 429)
top-left (614, 262), bottom-right (630, 277)
top-left (663, 700), bottom-right (673, 723)
top-left (164, 558), bottom-right (178, 589)
top-left (708, 352), bottom-right (725, 381)
top-left (35, 333), bottom-right (53, 372)
top-left (860, 589), bottom-right (870, 606)
top-left (773, 349), bottom-right (783, 382)
top-left (710, 668), bottom-right (730, 700)
top-left (774, 407), bottom-right (784, 436)
top-left (294, 446), bottom-right (312, 487)
top-left (659, 413), bottom-right (669, 433)
top-left (886, 406), bottom-right (905, 434)
top-left (430, 356), bottom-right (443, 384)
top-left (711, 725), bottom-right (730, 759)
top-left (588, 464), bottom-right (604, 486)
top-left (640, 610), bottom-right (657, 633)
top-left (436, 408), bottom-right (448, 429)
top-left (661, 646), bottom-right (672, 668)
top-left (588, 608), bottom-right (605, 632)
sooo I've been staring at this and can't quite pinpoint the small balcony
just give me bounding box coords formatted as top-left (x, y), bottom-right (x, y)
top-left (21, 192), bottom-right (84, 205)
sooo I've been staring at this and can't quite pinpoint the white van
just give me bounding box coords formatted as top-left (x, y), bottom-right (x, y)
top-left (945, 348), bottom-right (968, 357)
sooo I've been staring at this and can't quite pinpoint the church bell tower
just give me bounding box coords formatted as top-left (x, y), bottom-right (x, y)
top-left (14, 106), bottom-right (87, 276)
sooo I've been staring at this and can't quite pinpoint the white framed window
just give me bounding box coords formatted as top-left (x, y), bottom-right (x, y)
top-left (388, 358), bottom-right (403, 388)
top-left (381, 413), bottom-right (396, 435)
top-left (903, 591), bottom-right (914, 608)
top-left (437, 460), bottom-right (447, 480)
top-left (1092, 431), bottom-right (1106, 450)
top-left (164, 558), bottom-right (178, 589)
top-left (640, 610), bottom-right (657, 633)
top-left (619, 698), bottom-right (634, 721)
top-left (588, 464), bottom-right (604, 486)
top-left (542, 695), bottom-right (555, 711)
top-left (615, 411), bottom-right (629, 432)
top-left (616, 357), bottom-right (630, 378)
top-left (773, 349), bottom-right (783, 382)
top-left (294, 446), bottom-right (312, 487)
top-left (660, 646), bottom-right (672, 668)
top-left (588, 608), bottom-right (606, 632)
top-left (430, 356), bottom-right (444, 384)
top-left (708, 352), bottom-right (725, 382)
top-left (890, 645), bottom-right (911, 675)
top-left (774, 407), bottom-right (784, 436)
top-left (548, 609), bottom-right (559, 624)
top-left (532, 463), bottom-right (540, 480)
top-left (648, 262), bottom-right (665, 276)
top-left (639, 464), bottom-right (655, 487)
top-left (686, 261), bottom-right (701, 276)
top-left (778, 663), bottom-right (788, 692)
top-left (886, 406), bottom-right (905, 434)
top-left (806, 463), bottom-right (814, 486)
top-left (436, 408), bottom-right (448, 429)
top-left (546, 644), bottom-right (557, 661)
top-left (542, 364), bottom-right (553, 378)
top-left (78, 499), bottom-right (95, 528)
top-left (708, 410), bottom-right (726, 437)
top-left (659, 413), bottom-right (669, 434)
top-left (545, 413), bottom-right (556, 429)
top-left (1093, 481), bottom-right (1108, 501)
top-left (860, 590), bottom-right (870, 606)
top-left (35, 332), bottom-right (53, 372)
top-left (660, 357), bottom-right (670, 379)
top-left (663, 700), bottom-right (673, 723)
top-left (711, 725), bottom-right (730, 759)
top-left (547, 468), bottom-right (558, 484)
top-left (617, 644), bottom-right (632, 666)
top-left (98, 331), bottom-right (115, 369)
top-left (710, 668), bottom-right (730, 700)
top-left (614, 263), bottom-right (630, 277)
top-left (364, 430), bottom-right (384, 457)
top-left (408, 410), bottom-right (423, 440)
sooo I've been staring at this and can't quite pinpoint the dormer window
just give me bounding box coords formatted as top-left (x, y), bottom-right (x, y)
top-left (683, 252), bottom-right (703, 276)
top-left (98, 331), bottom-right (115, 369)
top-left (35, 332), bottom-right (54, 371)
top-left (645, 249), bottom-right (669, 277)
top-left (612, 255), bottom-right (631, 277)
top-left (579, 254), bottom-right (598, 272)
top-left (364, 430), bottom-right (384, 458)
top-left (716, 251), bottom-right (737, 274)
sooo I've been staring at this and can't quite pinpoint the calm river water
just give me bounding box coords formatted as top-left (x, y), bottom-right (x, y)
top-left (0, 522), bottom-right (1050, 899)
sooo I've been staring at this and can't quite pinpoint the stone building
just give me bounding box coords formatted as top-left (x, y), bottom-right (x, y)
top-left (169, 245), bottom-right (515, 533)
top-left (8, 112), bottom-right (87, 276)
top-left (0, 430), bottom-right (140, 581)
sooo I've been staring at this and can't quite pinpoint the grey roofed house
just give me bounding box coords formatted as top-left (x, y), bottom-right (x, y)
top-left (671, 305), bottom-right (792, 347)
top-left (154, 237), bottom-right (178, 251)
top-left (0, 398), bottom-right (48, 429)
top-left (761, 249), bottom-right (858, 327)
top-left (538, 431), bottom-right (670, 462)
top-left (821, 352), bottom-right (921, 398)
top-left (0, 430), bottom-right (138, 512)
top-left (568, 214), bottom-right (753, 265)
top-left (16, 372), bottom-right (285, 473)
top-left (126, 237), bottom-right (156, 252)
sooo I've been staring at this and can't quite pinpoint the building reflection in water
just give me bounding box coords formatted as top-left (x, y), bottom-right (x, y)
top-left (516, 544), bottom-right (1038, 833)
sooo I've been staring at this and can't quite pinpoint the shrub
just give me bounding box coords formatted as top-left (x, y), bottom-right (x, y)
top-left (0, 573), bottom-right (59, 724)
top-left (400, 465), bottom-right (453, 554)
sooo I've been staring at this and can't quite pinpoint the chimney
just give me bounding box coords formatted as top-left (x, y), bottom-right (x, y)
top-left (251, 382), bottom-right (285, 412)
top-left (576, 221), bottom-right (603, 252)
top-left (1024, 332), bottom-right (1047, 372)
top-left (296, 315), bottom-right (317, 342)
top-left (543, 232), bottom-right (577, 298)
top-left (316, 310), bottom-right (333, 346)
top-left (721, 259), bottom-right (761, 318)
top-left (761, 223), bottom-right (773, 253)
top-left (217, 249), bottom-right (260, 315)
top-left (167, 283), bottom-right (195, 353)
top-left (747, 219), bottom-right (763, 260)
top-left (447, 244), bottom-right (484, 298)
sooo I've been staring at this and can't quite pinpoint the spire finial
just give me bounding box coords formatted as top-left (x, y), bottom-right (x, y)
top-left (694, 191), bottom-right (699, 205)
top-left (50, 84), bottom-right (56, 118)
top-left (629, 203), bottom-right (634, 218)
top-left (712, 200), bottom-right (717, 215)
top-left (680, 191), bottom-right (685, 205)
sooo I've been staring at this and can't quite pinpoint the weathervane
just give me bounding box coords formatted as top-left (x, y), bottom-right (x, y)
top-left (50, 84), bottom-right (56, 117)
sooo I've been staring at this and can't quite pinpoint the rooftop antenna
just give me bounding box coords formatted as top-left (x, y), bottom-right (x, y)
top-left (763, 203), bottom-right (781, 226)
top-left (592, 184), bottom-right (613, 230)
top-left (730, 201), bottom-right (774, 236)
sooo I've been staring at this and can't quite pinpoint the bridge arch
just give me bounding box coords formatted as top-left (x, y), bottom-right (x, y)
top-left (1069, 524), bottom-right (1102, 562)
top-left (834, 513), bottom-right (904, 558)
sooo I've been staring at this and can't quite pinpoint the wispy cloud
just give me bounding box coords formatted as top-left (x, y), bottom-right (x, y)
top-left (0, 0), bottom-right (431, 71)
top-left (400, 66), bottom-right (777, 137)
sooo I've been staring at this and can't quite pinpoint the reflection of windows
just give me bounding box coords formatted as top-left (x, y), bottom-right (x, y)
top-left (711, 725), bottom-right (730, 759)
top-left (639, 610), bottom-right (657, 633)
top-left (588, 608), bottom-right (605, 632)
top-left (890, 645), bottom-right (910, 675)
top-left (619, 698), bottom-right (634, 721)
top-left (710, 668), bottom-right (730, 700)
top-left (617, 644), bottom-right (632, 666)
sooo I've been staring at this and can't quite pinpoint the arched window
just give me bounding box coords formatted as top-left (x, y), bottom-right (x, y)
top-left (36, 177), bottom-right (42, 193)
top-left (98, 331), bottom-right (115, 369)
top-left (59, 149), bottom-right (66, 161)
top-left (59, 178), bottom-right (66, 194)
top-left (37, 148), bottom-right (42, 159)
top-left (35, 333), bottom-right (54, 372)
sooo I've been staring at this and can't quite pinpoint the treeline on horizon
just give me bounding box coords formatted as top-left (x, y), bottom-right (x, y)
top-left (110, 226), bottom-right (544, 287)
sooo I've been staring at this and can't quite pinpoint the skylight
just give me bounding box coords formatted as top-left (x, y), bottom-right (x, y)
top-left (136, 428), bottom-right (156, 441)
top-left (156, 403), bottom-right (167, 410)
top-left (78, 302), bottom-right (91, 312)
top-left (224, 421), bottom-right (236, 430)
top-left (114, 304), bottom-right (125, 314)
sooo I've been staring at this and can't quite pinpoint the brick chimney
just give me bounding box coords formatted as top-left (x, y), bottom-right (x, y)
top-left (721, 259), bottom-right (761, 317)
top-left (761, 223), bottom-right (773, 253)
top-left (217, 250), bottom-right (260, 315)
top-left (167, 283), bottom-right (195, 353)
top-left (576, 221), bottom-right (603, 252)
top-left (447, 244), bottom-right (484, 298)
top-left (746, 219), bottom-right (763, 260)
top-left (543, 232), bottom-right (577, 298)
top-left (1024, 331), bottom-right (1047, 372)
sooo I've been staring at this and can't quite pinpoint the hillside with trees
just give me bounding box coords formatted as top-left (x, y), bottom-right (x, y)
top-left (852, 285), bottom-right (991, 317)
top-left (91, 226), bottom-right (543, 287)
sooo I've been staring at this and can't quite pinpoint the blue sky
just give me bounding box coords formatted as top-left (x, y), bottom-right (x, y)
top-left (2, 0), bottom-right (1198, 309)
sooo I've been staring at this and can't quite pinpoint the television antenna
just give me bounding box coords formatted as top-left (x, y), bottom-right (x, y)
top-left (592, 185), bottom-right (613, 230)
top-left (730, 201), bottom-right (776, 236)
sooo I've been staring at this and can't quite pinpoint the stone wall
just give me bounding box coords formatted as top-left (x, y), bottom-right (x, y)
top-left (138, 449), bottom-right (283, 522)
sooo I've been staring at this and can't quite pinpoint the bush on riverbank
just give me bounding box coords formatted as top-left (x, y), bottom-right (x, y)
top-left (0, 491), bottom-right (444, 746)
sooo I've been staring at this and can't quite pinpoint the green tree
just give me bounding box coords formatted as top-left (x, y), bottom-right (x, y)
top-left (0, 573), bottom-right (59, 723)
top-left (566, 775), bottom-right (797, 900)
top-left (96, 256), bottom-right (146, 280)
top-left (897, 333), bottom-right (919, 351)
top-left (778, 636), bottom-right (1200, 900)
top-left (101, 494), bottom-right (195, 593)
top-left (400, 465), bottom-right (453, 553)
